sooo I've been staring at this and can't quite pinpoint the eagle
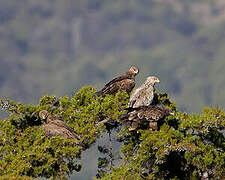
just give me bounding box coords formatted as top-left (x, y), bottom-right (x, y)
top-left (95, 66), bottom-right (139, 97)
top-left (127, 76), bottom-right (160, 109)
top-left (39, 110), bottom-right (81, 140)
top-left (127, 105), bottom-right (173, 131)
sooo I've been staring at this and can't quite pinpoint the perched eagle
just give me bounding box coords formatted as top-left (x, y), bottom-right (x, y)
top-left (128, 76), bottom-right (160, 109)
top-left (95, 66), bottom-right (139, 97)
top-left (128, 105), bottom-right (173, 131)
top-left (39, 110), bottom-right (81, 140)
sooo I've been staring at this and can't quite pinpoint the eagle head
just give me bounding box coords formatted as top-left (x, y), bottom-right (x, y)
top-left (145, 76), bottom-right (160, 86)
top-left (39, 110), bottom-right (50, 120)
top-left (129, 66), bottom-right (139, 75)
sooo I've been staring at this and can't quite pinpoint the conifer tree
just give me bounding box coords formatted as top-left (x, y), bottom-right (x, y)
top-left (0, 87), bottom-right (224, 179)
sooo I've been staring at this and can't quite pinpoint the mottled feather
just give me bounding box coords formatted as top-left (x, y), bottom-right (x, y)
top-left (43, 123), bottom-right (80, 139)
top-left (39, 110), bottom-right (81, 140)
top-left (128, 76), bottom-right (160, 108)
top-left (127, 105), bottom-right (172, 131)
top-left (136, 106), bottom-right (172, 121)
top-left (95, 66), bottom-right (139, 96)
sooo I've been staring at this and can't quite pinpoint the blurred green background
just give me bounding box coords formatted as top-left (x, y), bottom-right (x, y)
top-left (1, 0), bottom-right (225, 112)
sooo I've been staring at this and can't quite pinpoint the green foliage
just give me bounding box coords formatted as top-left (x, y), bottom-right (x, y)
top-left (97, 164), bottom-right (142, 180)
top-left (0, 175), bottom-right (35, 180)
top-left (98, 94), bottom-right (225, 179)
top-left (0, 86), bottom-right (128, 178)
top-left (1, 87), bottom-right (224, 179)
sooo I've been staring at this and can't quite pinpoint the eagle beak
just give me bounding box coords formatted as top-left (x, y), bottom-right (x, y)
top-left (154, 79), bottom-right (160, 84)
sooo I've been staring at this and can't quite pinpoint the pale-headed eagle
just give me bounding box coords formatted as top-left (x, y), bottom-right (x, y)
top-left (95, 66), bottom-right (139, 96)
top-left (128, 76), bottom-right (160, 109)
top-left (128, 105), bottom-right (173, 131)
top-left (39, 110), bottom-right (81, 140)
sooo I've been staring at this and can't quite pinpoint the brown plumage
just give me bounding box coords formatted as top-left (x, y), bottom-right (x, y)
top-left (95, 66), bottom-right (139, 97)
top-left (128, 105), bottom-right (173, 131)
top-left (39, 110), bottom-right (81, 140)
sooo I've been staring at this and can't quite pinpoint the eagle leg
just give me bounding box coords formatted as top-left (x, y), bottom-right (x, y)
top-left (129, 120), bottom-right (139, 131)
top-left (149, 121), bottom-right (158, 131)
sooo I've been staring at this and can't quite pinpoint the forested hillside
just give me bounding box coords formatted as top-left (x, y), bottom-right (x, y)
top-left (1, 0), bottom-right (225, 112)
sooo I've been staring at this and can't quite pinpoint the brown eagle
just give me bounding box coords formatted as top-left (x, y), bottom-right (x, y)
top-left (95, 66), bottom-right (139, 96)
top-left (39, 110), bottom-right (81, 140)
top-left (128, 105), bottom-right (173, 131)
top-left (128, 76), bottom-right (160, 109)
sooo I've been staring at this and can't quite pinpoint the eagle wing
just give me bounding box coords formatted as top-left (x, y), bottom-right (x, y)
top-left (128, 85), bottom-right (145, 108)
top-left (127, 106), bottom-right (172, 131)
top-left (97, 74), bottom-right (135, 96)
top-left (51, 119), bottom-right (74, 132)
top-left (43, 120), bottom-right (81, 140)
top-left (129, 86), bottom-right (154, 108)
top-left (138, 106), bottom-right (168, 121)
top-left (127, 110), bottom-right (140, 131)
top-left (43, 123), bottom-right (64, 138)
top-left (104, 72), bottom-right (131, 87)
